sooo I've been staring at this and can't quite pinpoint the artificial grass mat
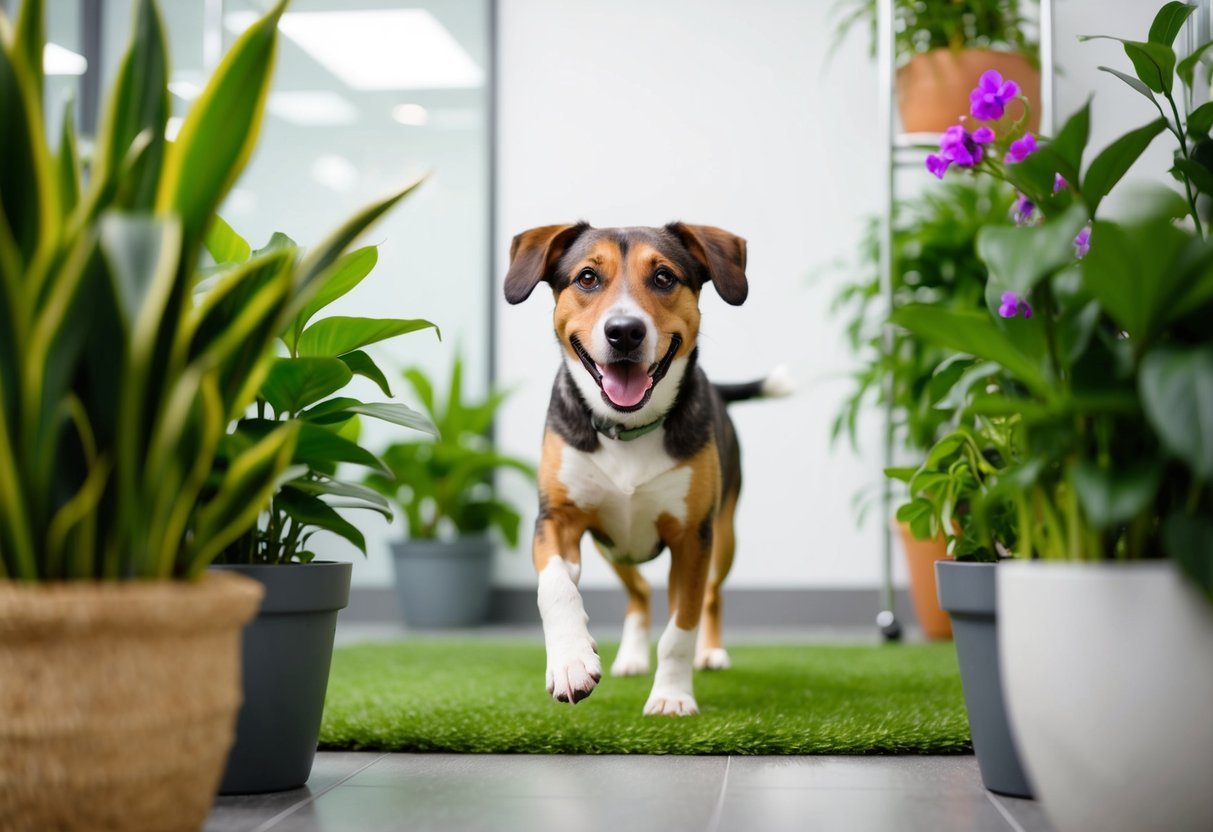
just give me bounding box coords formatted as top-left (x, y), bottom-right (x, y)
top-left (318, 640), bottom-right (971, 755)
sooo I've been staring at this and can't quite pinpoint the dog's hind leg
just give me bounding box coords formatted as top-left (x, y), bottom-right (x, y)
top-left (696, 492), bottom-right (737, 671)
top-left (608, 560), bottom-right (652, 677)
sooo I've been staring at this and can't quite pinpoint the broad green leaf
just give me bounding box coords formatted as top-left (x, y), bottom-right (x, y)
top-left (289, 178), bottom-right (426, 315)
top-left (1178, 41), bottom-right (1213, 90)
top-left (1097, 66), bottom-right (1158, 107)
top-left (341, 350), bottom-right (392, 397)
top-left (1080, 217), bottom-right (1198, 340)
top-left (277, 487), bottom-right (367, 554)
top-left (1049, 100), bottom-right (1091, 181)
top-left (1140, 345), bottom-right (1213, 479)
top-left (205, 214), bottom-right (251, 264)
top-left (977, 204), bottom-right (1089, 297)
top-left (346, 403), bottom-right (439, 437)
top-left (403, 367), bottom-right (436, 415)
top-left (297, 316), bottom-right (439, 357)
top-left (261, 357), bottom-right (352, 416)
top-left (1071, 459), bottom-right (1163, 529)
top-left (278, 420), bottom-right (390, 474)
top-left (1188, 102), bottom-right (1213, 138)
top-left (1083, 37), bottom-right (1176, 94)
top-left (895, 498), bottom-right (934, 541)
top-left (156, 0), bottom-right (285, 252)
top-left (1173, 158), bottom-right (1213, 194)
top-left (284, 245), bottom-right (378, 352)
top-left (288, 477), bottom-right (392, 520)
top-left (1148, 2), bottom-right (1196, 48)
top-left (890, 306), bottom-right (1052, 399)
top-left (90, 0), bottom-right (168, 212)
top-left (300, 396), bottom-right (361, 423)
top-left (1082, 118), bottom-right (1166, 214)
top-left (1163, 512), bottom-right (1213, 602)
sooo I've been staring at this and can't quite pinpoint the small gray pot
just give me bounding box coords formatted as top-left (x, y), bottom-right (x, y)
top-left (210, 561), bottom-right (351, 795)
top-left (936, 560), bottom-right (1033, 798)
top-left (391, 537), bottom-right (492, 628)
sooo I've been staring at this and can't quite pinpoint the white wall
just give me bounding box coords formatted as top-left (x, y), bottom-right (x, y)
top-left (491, 0), bottom-right (1178, 593)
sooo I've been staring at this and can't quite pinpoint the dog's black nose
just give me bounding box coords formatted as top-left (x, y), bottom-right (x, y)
top-left (605, 316), bottom-right (646, 352)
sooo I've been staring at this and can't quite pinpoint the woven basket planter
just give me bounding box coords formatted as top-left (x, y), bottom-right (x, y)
top-left (0, 571), bottom-right (264, 832)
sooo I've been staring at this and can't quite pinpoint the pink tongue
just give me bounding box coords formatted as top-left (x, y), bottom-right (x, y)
top-left (599, 362), bottom-right (653, 407)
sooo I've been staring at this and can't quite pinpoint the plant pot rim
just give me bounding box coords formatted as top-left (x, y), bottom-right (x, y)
top-left (0, 571), bottom-right (263, 636)
top-left (1000, 559), bottom-right (1177, 574)
top-left (210, 561), bottom-right (351, 614)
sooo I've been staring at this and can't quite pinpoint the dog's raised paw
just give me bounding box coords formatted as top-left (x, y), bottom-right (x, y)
top-left (643, 689), bottom-right (699, 717)
top-left (694, 647), bottom-right (731, 671)
top-left (546, 641), bottom-right (602, 704)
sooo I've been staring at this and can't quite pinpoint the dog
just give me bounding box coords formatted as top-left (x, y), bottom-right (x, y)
top-left (504, 222), bottom-right (789, 716)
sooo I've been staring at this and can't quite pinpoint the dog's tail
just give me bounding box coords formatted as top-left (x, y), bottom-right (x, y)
top-left (713, 364), bottom-right (795, 404)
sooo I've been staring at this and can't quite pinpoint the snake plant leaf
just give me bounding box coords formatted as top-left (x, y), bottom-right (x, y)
top-left (205, 214), bottom-right (252, 265)
top-left (12, 0), bottom-right (44, 102)
top-left (297, 316), bottom-right (439, 358)
top-left (57, 99), bottom-right (81, 218)
top-left (0, 18), bottom-right (57, 263)
top-left (277, 486), bottom-right (368, 554)
top-left (156, 0), bottom-right (285, 254)
top-left (283, 245), bottom-right (378, 353)
top-left (186, 420), bottom-right (299, 576)
top-left (91, 0), bottom-right (168, 212)
top-left (341, 350), bottom-right (393, 397)
top-left (261, 357), bottom-right (353, 416)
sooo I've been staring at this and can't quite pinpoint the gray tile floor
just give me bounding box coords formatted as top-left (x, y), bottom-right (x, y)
top-left (206, 753), bottom-right (1053, 832)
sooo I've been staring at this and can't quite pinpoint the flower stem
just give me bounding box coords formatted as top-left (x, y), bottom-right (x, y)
top-left (1164, 90), bottom-right (1205, 238)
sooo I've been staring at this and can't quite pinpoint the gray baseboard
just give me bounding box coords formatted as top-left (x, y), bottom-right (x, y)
top-left (344, 586), bottom-right (917, 629)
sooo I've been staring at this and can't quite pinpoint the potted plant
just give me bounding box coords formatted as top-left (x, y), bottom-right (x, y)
top-left (0, 1), bottom-right (323, 828)
top-left (833, 0), bottom-right (1040, 133)
top-left (365, 352), bottom-right (536, 629)
top-left (834, 177), bottom-right (1017, 638)
top-left (897, 4), bottom-right (1213, 827)
top-left (210, 220), bottom-right (439, 793)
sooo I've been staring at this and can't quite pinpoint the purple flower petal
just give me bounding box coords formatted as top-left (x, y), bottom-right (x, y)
top-left (925, 153), bottom-right (950, 178)
top-left (969, 69), bottom-right (1020, 121)
top-left (1074, 226), bottom-right (1092, 259)
top-left (1019, 300), bottom-right (1033, 319)
top-left (1054, 174), bottom-right (1068, 193)
top-left (1006, 133), bottom-right (1037, 164)
top-left (1013, 194), bottom-right (1035, 225)
top-left (972, 126), bottom-right (996, 144)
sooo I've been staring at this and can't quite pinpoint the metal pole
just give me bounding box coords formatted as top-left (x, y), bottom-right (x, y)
top-left (1186, 0), bottom-right (1212, 106)
top-left (876, 0), bottom-right (901, 641)
top-left (1039, 0), bottom-right (1055, 135)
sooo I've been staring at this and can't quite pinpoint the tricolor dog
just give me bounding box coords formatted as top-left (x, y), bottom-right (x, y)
top-left (504, 222), bottom-right (789, 717)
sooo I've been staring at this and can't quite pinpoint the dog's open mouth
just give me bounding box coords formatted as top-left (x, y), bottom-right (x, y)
top-left (571, 334), bottom-right (682, 412)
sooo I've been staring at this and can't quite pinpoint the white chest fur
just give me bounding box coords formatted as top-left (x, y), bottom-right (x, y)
top-left (557, 430), bottom-right (692, 563)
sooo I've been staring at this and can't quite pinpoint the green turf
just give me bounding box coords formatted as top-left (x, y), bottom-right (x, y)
top-left (318, 640), bottom-right (971, 755)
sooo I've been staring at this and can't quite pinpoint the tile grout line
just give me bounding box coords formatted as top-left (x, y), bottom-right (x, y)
top-left (704, 755), bottom-right (732, 832)
top-left (986, 792), bottom-right (1028, 832)
top-left (250, 753), bottom-right (390, 832)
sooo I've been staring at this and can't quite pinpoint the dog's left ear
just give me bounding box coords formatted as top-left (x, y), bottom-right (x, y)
top-left (666, 223), bottom-right (748, 306)
top-left (504, 223), bottom-right (590, 304)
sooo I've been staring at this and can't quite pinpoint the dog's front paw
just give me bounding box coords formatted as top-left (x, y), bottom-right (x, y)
top-left (694, 647), bottom-right (731, 671)
top-left (546, 639), bottom-right (602, 704)
top-left (643, 687), bottom-right (699, 717)
top-left (610, 644), bottom-right (650, 677)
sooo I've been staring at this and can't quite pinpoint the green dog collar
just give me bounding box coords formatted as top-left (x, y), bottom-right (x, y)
top-left (591, 414), bottom-right (666, 442)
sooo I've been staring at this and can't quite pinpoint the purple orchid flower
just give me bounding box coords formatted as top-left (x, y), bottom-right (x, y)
top-left (1005, 133), bottom-right (1037, 164)
top-left (1013, 193), bottom-right (1035, 225)
top-left (925, 125), bottom-right (995, 178)
top-left (1074, 226), bottom-right (1092, 259)
top-left (998, 291), bottom-right (1033, 319)
top-left (970, 70), bottom-right (1020, 121)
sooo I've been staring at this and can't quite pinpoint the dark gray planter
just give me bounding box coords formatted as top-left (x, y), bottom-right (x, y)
top-left (209, 561), bottom-right (351, 795)
top-left (391, 537), bottom-right (492, 628)
top-left (936, 560), bottom-right (1033, 798)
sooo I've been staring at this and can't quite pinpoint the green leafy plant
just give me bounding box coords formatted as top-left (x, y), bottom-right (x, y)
top-left (832, 0), bottom-right (1035, 64)
top-left (0, 0), bottom-right (303, 581)
top-left (893, 2), bottom-right (1213, 598)
top-left (212, 216), bottom-right (442, 565)
top-left (365, 352), bottom-right (536, 547)
top-left (833, 178), bottom-right (1017, 455)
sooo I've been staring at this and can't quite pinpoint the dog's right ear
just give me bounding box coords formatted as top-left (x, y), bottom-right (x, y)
top-left (504, 223), bottom-right (590, 304)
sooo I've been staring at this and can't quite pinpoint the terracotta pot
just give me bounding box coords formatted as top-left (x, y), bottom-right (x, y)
top-left (0, 571), bottom-right (264, 832)
top-left (897, 48), bottom-right (1040, 134)
top-left (895, 521), bottom-right (953, 640)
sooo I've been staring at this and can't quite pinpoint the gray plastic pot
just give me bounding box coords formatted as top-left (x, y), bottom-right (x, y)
top-left (209, 561), bottom-right (351, 795)
top-left (391, 537), bottom-right (492, 628)
top-left (936, 560), bottom-right (1033, 798)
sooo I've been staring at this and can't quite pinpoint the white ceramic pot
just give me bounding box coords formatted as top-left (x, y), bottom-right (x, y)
top-left (999, 561), bottom-right (1213, 832)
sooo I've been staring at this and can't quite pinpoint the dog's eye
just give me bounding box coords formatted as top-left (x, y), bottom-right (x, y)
top-left (653, 268), bottom-right (675, 290)
top-left (575, 269), bottom-right (600, 291)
